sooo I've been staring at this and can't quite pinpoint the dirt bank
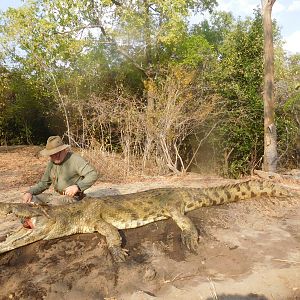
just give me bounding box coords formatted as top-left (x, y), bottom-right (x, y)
top-left (0, 146), bottom-right (300, 300)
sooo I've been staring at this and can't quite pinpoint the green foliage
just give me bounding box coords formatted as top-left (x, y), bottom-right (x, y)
top-left (167, 35), bottom-right (213, 67)
top-left (0, 1), bottom-right (298, 176)
top-left (210, 10), bottom-right (265, 176)
top-left (192, 11), bottom-right (234, 50)
top-left (0, 68), bottom-right (58, 144)
top-left (201, 9), bottom-right (299, 176)
top-left (274, 53), bottom-right (300, 167)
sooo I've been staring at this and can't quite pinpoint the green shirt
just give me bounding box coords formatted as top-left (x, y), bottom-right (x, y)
top-left (29, 152), bottom-right (98, 195)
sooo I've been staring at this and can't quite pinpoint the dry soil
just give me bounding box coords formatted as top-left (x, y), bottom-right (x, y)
top-left (0, 146), bottom-right (300, 300)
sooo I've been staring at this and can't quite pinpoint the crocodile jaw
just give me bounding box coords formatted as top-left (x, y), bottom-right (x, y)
top-left (0, 215), bottom-right (53, 254)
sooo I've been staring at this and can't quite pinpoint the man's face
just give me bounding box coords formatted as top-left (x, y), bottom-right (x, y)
top-left (50, 149), bottom-right (68, 164)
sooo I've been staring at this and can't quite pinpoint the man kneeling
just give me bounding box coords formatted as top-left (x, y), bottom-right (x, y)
top-left (22, 136), bottom-right (98, 228)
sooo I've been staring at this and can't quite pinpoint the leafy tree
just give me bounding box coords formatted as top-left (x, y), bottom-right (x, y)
top-left (192, 11), bottom-right (234, 51)
top-left (0, 0), bottom-right (298, 177)
top-left (274, 52), bottom-right (300, 167)
top-left (208, 11), bottom-right (266, 176)
top-left (0, 67), bottom-right (59, 144)
top-left (200, 8), bottom-right (299, 176)
top-left (0, 0), bottom-right (217, 143)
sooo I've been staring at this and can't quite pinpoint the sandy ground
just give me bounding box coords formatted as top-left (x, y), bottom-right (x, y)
top-left (0, 146), bottom-right (300, 300)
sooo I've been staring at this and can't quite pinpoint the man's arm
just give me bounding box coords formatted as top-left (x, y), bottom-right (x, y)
top-left (76, 161), bottom-right (99, 191)
top-left (25, 162), bottom-right (53, 198)
top-left (74, 155), bottom-right (99, 191)
top-left (23, 163), bottom-right (53, 203)
top-left (64, 154), bottom-right (98, 197)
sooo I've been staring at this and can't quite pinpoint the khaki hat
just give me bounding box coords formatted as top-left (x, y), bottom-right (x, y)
top-left (40, 136), bottom-right (70, 156)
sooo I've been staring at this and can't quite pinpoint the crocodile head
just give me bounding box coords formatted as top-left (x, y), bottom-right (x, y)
top-left (0, 202), bottom-right (49, 218)
top-left (0, 202), bottom-right (56, 253)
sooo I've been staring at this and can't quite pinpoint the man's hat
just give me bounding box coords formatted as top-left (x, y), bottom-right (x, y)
top-left (40, 136), bottom-right (70, 156)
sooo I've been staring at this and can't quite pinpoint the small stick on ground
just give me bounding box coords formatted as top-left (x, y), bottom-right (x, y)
top-left (273, 258), bottom-right (300, 264)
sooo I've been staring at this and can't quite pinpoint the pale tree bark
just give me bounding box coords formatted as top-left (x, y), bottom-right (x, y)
top-left (262, 0), bottom-right (278, 172)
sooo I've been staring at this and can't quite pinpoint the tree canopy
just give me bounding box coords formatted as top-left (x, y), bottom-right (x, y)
top-left (0, 0), bottom-right (299, 177)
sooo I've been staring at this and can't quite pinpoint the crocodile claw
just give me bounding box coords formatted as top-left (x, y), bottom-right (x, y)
top-left (181, 230), bottom-right (199, 252)
top-left (109, 246), bottom-right (129, 262)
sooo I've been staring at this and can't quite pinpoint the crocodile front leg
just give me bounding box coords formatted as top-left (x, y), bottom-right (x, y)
top-left (95, 219), bottom-right (128, 262)
top-left (168, 208), bottom-right (199, 252)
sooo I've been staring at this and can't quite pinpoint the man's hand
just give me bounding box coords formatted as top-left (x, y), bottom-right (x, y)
top-left (64, 185), bottom-right (80, 197)
top-left (23, 192), bottom-right (33, 203)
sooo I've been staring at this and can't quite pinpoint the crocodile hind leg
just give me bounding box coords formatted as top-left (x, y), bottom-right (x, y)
top-left (168, 208), bottom-right (199, 252)
top-left (94, 219), bottom-right (128, 262)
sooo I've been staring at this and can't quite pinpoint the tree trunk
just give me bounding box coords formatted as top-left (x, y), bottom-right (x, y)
top-left (262, 0), bottom-right (278, 172)
top-left (143, 0), bottom-right (152, 66)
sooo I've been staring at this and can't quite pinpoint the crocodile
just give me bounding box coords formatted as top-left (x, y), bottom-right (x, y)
top-left (0, 180), bottom-right (297, 262)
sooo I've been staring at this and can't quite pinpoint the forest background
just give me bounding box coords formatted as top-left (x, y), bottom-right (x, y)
top-left (0, 0), bottom-right (299, 179)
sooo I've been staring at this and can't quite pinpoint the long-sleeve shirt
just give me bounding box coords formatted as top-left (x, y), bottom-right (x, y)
top-left (29, 152), bottom-right (98, 195)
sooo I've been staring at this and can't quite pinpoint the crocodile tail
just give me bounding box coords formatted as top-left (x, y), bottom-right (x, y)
top-left (183, 180), bottom-right (293, 212)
